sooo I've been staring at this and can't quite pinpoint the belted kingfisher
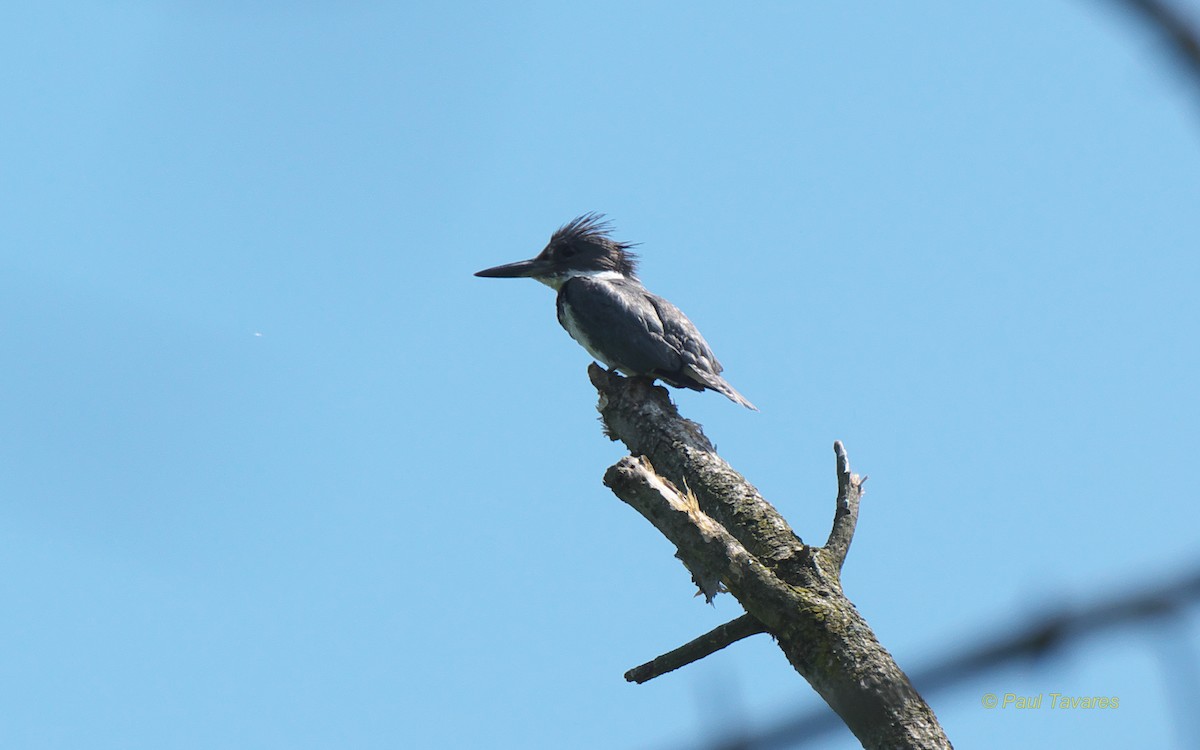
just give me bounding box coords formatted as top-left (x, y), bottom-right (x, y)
top-left (474, 214), bottom-right (757, 410)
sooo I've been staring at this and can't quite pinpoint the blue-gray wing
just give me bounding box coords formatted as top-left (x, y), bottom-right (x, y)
top-left (557, 277), bottom-right (686, 380)
top-left (557, 277), bottom-right (757, 409)
top-left (557, 277), bottom-right (721, 389)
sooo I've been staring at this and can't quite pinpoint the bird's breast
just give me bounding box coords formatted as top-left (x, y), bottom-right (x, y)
top-left (558, 298), bottom-right (619, 370)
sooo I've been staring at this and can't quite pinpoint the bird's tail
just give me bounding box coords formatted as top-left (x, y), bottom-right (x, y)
top-left (714, 379), bottom-right (758, 411)
top-left (683, 364), bottom-right (758, 411)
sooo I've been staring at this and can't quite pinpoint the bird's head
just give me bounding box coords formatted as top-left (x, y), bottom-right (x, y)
top-left (474, 213), bottom-right (639, 289)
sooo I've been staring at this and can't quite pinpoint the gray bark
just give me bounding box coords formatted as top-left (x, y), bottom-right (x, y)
top-left (590, 365), bottom-right (951, 750)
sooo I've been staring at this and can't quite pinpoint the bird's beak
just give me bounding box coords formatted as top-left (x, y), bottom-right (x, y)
top-left (474, 257), bottom-right (553, 279)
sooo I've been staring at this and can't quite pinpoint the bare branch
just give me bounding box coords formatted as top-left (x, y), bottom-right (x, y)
top-left (624, 614), bottom-right (769, 684)
top-left (824, 440), bottom-right (864, 571)
top-left (603, 455), bottom-right (814, 624)
top-left (588, 366), bottom-right (810, 581)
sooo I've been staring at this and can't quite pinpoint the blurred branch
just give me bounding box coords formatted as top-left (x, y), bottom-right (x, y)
top-left (591, 365), bottom-right (950, 749)
top-left (1107, 0), bottom-right (1200, 90)
top-left (684, 565), bottom-right (1200, 750)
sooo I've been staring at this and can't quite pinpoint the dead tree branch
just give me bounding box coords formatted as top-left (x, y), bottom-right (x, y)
top-left (590, 365), bottom-right (951, 750)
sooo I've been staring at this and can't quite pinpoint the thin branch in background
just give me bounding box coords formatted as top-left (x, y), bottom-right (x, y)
top-left (1107, 0), bottom-right (1200, 89)
top-left (677, 566), bottom-right (1200, 750)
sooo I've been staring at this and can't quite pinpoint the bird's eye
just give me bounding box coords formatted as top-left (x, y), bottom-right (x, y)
top-left (558, 245), bottom-right (576, 258)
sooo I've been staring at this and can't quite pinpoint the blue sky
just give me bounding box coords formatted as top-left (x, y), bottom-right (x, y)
top-left (2, 2), bottom-right (1199, 748)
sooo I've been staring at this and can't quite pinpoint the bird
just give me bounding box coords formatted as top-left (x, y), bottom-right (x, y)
top-left (474, 213), bottom-right (757, 410)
